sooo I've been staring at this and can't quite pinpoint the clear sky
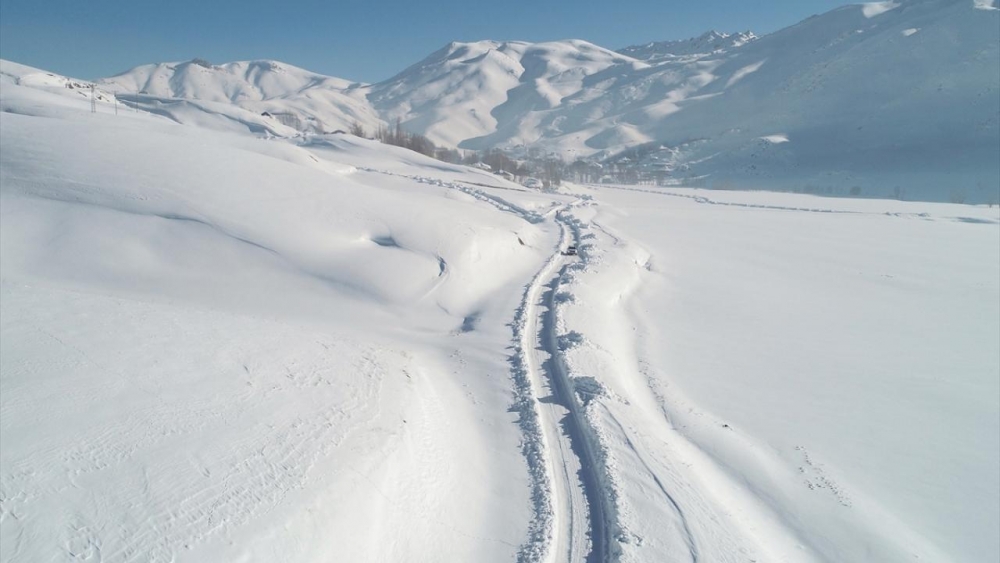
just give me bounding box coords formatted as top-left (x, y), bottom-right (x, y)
top-left (1, 0), bottom-right (847, 83)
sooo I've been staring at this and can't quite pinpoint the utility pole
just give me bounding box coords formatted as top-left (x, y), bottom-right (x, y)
top-left (114, 89), bottom-right (118, 115)
top-left (90, 84), bottom-right (96, 113)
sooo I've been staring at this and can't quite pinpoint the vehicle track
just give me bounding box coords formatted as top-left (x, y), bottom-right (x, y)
top-left (517, 210), bottom-right (613, 563)
top-left (342, 166), bottom-right (616, 562)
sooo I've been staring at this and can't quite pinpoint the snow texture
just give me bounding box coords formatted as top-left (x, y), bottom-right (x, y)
top-left (2, 2), bottom-right (999, 562)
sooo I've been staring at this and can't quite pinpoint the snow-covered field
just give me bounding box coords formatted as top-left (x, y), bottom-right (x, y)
top-left (557, 185), bottom-right (1000, 562)
top-left (1, 65), bottom-right (551, 563)
top-left (2, 44), bottom-right (999, 563)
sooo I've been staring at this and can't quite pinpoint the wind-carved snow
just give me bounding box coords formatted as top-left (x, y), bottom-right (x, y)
top-left (725, 59), bottom-right (765, 87)
top-left (974, 0), bottom-right (998, 9)
top-left (760, 134), bottom-right (790, 144)
top-left (862, 1), bottom-right (902, 17)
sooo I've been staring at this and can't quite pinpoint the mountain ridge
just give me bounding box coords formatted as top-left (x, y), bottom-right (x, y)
top-left (12, 0), bottom-right (997, 202)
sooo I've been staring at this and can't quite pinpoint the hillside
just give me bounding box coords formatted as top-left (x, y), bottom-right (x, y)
top-left (617, 0), bottom-right (1000, 201)
top-left (369, 39), bottom-right (647, 151)
top-left (98, 59), bottom-right (382, 134)
top-left (1, 61), bottom-right (553, 563)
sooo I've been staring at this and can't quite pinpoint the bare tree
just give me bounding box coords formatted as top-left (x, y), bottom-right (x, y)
top-left (349, 121), bottom-right (367, 138)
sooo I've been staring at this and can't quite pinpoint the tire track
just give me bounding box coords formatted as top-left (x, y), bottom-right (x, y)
top-left (349, 164), bottom-right (617, 562)
top-left (515, 209), bottom-right (615, 563)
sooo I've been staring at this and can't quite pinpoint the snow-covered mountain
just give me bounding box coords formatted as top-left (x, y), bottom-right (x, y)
top-left (613, 0), bottom-right (1000, 201)
top-left (370, 39), bottom-right (654, 151)
top-left (72, 0), bottom-right (1000, 202)
top-left (366, 41), bottom-right (528, 147)
top-left (98, 59), bottom-right (382, 134)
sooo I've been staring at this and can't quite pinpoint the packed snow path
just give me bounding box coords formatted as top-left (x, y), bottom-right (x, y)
top-left (346, 165), bottom-right (616, 562)
top-left (515, 209), bottom-right (612, 563)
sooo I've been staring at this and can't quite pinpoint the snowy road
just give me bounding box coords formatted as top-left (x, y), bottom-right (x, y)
top-left (517, 209), bottom-right (612, 563)
top-left (348, 165), bottom-right (619, 561)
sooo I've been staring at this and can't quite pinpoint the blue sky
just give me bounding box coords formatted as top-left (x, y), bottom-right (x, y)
top-left (1, 0), bottom-right (846, 83)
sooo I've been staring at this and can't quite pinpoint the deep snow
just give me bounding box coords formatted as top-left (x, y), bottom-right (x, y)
top-left (0, 68), bottom-right (552, 563)
top-left (552, 184), bottom-right (1000, 562)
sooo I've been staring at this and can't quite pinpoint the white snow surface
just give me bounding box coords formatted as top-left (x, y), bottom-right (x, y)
top-left (2, 13), bottom-right (1000, 563)
top-left (557, 184), bottom-right (999, 562)
top-left (1, 72), bottom-right (549, 563)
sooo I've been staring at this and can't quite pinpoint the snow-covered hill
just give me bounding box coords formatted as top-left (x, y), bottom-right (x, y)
top-left (1, 62), bottom-right (556, 563)
top-left (621, 0), bottom-right (1000, 201)
top-left (78, 0), bottom-right (999, 202)
top-left (369, 39), bottom-right (648, 151)
top-left (366, 41), bottom-right (528, 147)
top-left (98, 59), bottom-right (383, 135)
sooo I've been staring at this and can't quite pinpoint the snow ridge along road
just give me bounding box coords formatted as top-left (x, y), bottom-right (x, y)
top-left (513, 205), bottom-right (616, 563)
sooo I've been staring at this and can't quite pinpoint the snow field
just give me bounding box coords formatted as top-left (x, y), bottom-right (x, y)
top-left (0, 77), bottom-right (557, 562)
top-left (1, 283), bottom-right (401, 562)
top-left (562, 183), bottom-right (999, 562)
top-left (544, 204), bottom-right (782, 563)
